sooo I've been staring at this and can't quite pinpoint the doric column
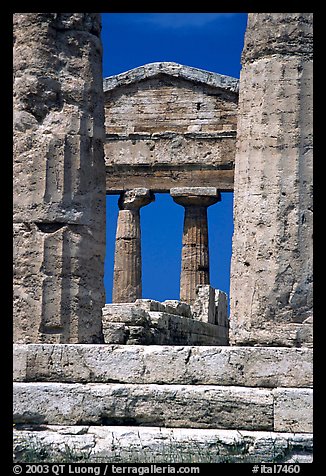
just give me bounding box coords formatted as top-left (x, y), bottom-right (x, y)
top-left (13, 14), bottom-right (105, 343)
top-left (112, 189), bottom-right (154, 303)
top-left (171, 188), bottom-right (220, 304)
top-left (230, 13), bottom-right (313, 346)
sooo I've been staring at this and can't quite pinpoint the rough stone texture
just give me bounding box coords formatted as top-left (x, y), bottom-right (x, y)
top-left (13, 382), bottom-right (274, 430)
top-left (192, 285), bottom-right (228, 326)
top-left (147, 311), bottom-right (228, 345)
top-left (215, 289), bottom-right (229, 327)
top-left (102, 304), bottom-right (149, 325)
top-left (104, 62), bottom-right (238, 193)
top-left (273, 388), bottom-right (313, 433)
top-left (161, 300), bottom-right (192, 318)
top-left (230, 13), bottom-right (313, 346)
top-left (103, 62), bottom-right (239, 94)
top-left (171, 188), bottom-right (221, 305)
top-left (112, 189), bottom-right (154, 303)
top-left (232, 322), bottom-right (313, 348)
top-left (101, 303), bottom-right (228, 345)
top-left (13, 344), bottom-right (313, 388)
top-left (13, 426), bottom-right (313, 463)
top-left (192, 285), bottom-right (216, 323)
top-left (13, 13), bottom-right (106, 343)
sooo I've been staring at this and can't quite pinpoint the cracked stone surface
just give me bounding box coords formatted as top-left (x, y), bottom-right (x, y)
top-left (13, 344), bottom-right (313, 388)
top-left (13, 426), bottom-right (313, 463)
top-left (13, 382), bottom-right (274, 430)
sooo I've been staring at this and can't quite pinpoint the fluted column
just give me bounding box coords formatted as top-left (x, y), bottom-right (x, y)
top-left (112, 189), bottom-right (154, 303)
top-left (13, 14), bottom-right (105, 343)
top-left (171, 188), bottom-right (220, 304)
top-left (229, 13), bottom-right (313, 346)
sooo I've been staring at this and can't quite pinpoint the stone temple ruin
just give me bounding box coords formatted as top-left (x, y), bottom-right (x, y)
top-left (13, 13), bottom-right (313, 463)
top-left (102, 61), bottom-right (236, 346)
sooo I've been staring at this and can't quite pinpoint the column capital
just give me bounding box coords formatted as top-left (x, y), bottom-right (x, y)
top-left (118, 188), bottom-right (155, 211)
top-left (170, 187), bottom-right (221, 207)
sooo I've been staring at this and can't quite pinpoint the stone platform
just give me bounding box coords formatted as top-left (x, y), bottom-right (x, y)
top-left (13, 344), bottom-right (313, 463)
top-left (13, 426), bottom-right (313, 463)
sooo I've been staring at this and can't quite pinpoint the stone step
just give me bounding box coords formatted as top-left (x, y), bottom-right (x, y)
top-left (13, 425), bottom-right (313, 463)
top-left (14, 344), bottom-right (313, 388)
top-left (13, 382), bottom-right (312, 432)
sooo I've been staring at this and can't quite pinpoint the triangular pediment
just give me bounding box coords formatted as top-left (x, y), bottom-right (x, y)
top-left (103, 62), bottom-right (239, 95)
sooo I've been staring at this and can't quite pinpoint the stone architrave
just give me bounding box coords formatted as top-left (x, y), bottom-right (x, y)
top-left (112, 189), bottom-right (154, 303)
top-left (229, 13), bottom-right (313, 346)
top-left (13, 14), bottom-right (106, 343)
top-left (171, 188), bottom-right (220, 305)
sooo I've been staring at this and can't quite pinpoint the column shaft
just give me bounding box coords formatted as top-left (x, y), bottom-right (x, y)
top-left (112, 210), bottom-right (142, 303)
top-left (13, 13), bottom-right (105, 343)
top-left (181, 206), bottom-right (210, 304)
top-left (171, 187), bottom-right (220, 305)
top-left (229, 13), bottom-right (313, 346)
top-left (112, 188), bottom-right (154, 303)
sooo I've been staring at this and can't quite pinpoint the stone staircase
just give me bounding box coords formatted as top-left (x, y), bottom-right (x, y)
top-left (13, 344), bottom-right (313, 463)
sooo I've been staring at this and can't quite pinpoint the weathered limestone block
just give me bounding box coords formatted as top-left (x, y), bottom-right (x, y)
top-left (273, 388), bottom-right (313, 433)
top-left (13, 382), bottom-right (274, 430)
top-left (215, 289), bottom-right (229, 327)
top-left (135, 299), bottom-right (166, 313)
top-left (232, 322), bottom-right (313, 348)
top-left (102, 303), bottom-right (152, 344)
top-left (162, 300), bottom-right (193, 318)
top-left (127, 325), bottom-right (153, 345)
top-left (101, 323), bottom-right (127, 344)
top-left (191, 285), bottom-right (228, 327)
top-left (296, 318), bottom-right (313, 348)
top-left (135, 298), bottom-right (192, 317)
top-left (102, 304), bottom-right (149, 325)
top-left (192, 285), bottom-right (216, 323)
top-left (102, 302), bottom-right (228, 345)
top-left (148, 312), bottom-right (228, 345)
top-left (112, 189), bottom-right (154, 303)
top-left (13, 344), bottom-right (313, 388)
top-left (13, 13), bottom-right (105, 343)
top-left (14, 222), bottom-right (105, 344)
top-left (13, 426), bottom-right (313, 463)
top-left (230, 13), bottom-right (313, 346)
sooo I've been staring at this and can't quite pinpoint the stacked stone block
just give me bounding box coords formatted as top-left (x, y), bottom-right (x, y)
top-left (13, 343), bottom-right (313, 462)
top-left (102, 291), bottom-right (229, 346)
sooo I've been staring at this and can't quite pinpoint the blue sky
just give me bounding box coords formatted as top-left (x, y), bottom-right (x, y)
top-left (101, 13), bottom-right (248, 308)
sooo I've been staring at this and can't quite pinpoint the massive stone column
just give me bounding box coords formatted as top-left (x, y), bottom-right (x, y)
top-left (112, 189), bottom-right (154, 303)
top-left (230, 13), bottom-right (313, 346)
top-left (13, 14), bottom-right (106, 343)
top-left (171, 188), bottom-right (220, 305)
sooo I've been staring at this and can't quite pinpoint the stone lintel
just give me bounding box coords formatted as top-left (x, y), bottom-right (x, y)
top-left (105, 167), bottom-right (235, 193)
